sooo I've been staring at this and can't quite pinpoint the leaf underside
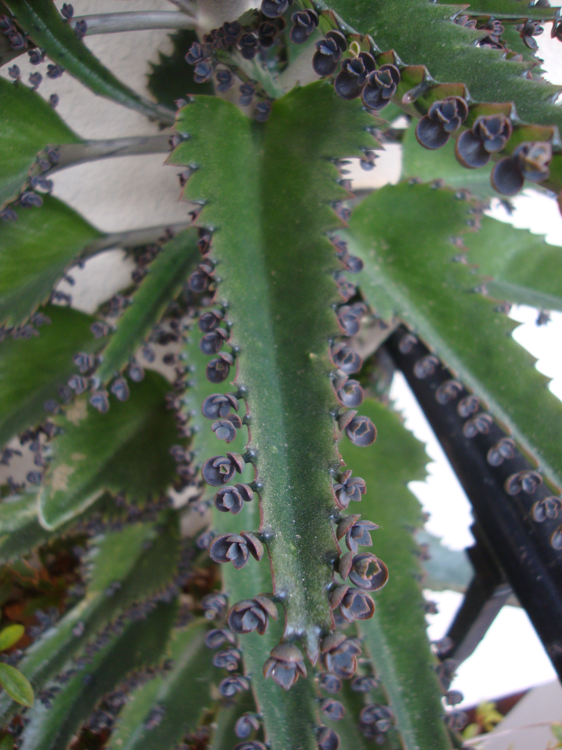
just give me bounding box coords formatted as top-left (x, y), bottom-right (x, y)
top-left (347, 182), bottom-right (562, 491)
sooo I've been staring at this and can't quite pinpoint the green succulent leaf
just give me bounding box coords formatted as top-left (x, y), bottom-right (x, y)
top-left (347, 182), bottom-right (562, 490)
top-left (19, 600), bottom-right (176, 750)
top-left (0, 624), bottom-right (24, 651)
top-left (0, 196), bottom-right (101, 328)
top-left (39, 371), bottom-right (183, 529)
top-left (340, 399), bottom-right (452, 750)
top-left (0, 78), bottom-right (81, 210)
top-left (0, 305), bottom-right (104, 447)
top-left (185, 329), bottom-right (320, 750)
top-left (169, 81), bottom-right (376, 656)
top-left (462, 215), bottom-right (562, 311)
top-left (3, 0), bottom-right (174, 125)
top-left (434, 0), bottom-right (558, 21)
top-left (322, 0), bottom-right (562, 130)
top-left (0, 663), bottom-right (33, 708)
top-left (147, 30), bottom-right (214, 109)
top-left (401, 125), bottom-right (495, 199)
top-left (0, 513), bottom-right (180, 723)
top-left (96, 228), bottom-right (199, 383)
top-left (108, 619), bottom-right (220, 750)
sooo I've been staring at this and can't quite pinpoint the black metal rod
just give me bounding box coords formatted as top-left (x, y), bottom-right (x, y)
top-left (385, 327), bottom-right (562, 680)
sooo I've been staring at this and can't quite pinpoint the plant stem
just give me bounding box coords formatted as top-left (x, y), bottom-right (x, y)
top-left (84, 223), bottom-right (192, 257)
top-left (54, 135), bottom-right (172, 172)
top-left (70, 11), bottom-right (196, 36)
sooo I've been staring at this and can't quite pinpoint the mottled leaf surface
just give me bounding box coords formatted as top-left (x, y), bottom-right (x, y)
top-left (39, 371), bottom-right (181, 529)
top-left (3, 0), bottom-right (174, 124)
top-left (341, 399), bottom-right (452, 750)
top-left (348, 182), bottom-right (562, 490)
top-left (97, 228), bottom-right (199, 383)
top-left (0, 306), bottom-right (103, 446)
top-left (0, 513), bottom-right (180, 723)
top-left (19, 601), bottom-right (176, 750)
top-left (417, 530), bottom-right (473, 593)
top-left (108, 620), bottom-right (219, 750)
top-left (170, 82), bottom-right (375, 654)
top-left (0, 78), bottom-right (80, 209)
top-left (323, 0), bottom-right (562, 130)
top-left (0, 196), bottom-right (100, 327)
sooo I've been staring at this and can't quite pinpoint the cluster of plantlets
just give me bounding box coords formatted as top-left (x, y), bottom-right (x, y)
top-left (0, 0), bottom-right (561, 749)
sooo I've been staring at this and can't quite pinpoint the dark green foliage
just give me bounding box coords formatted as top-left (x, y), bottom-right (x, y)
top-left (147, 30), bottom-right (214, 108)
top-left (0, 197), bottom-right (100, 327)
top-left (0, 306), bottom-right (104, 445)
top-left (0, 78), bottom-right (80, 210)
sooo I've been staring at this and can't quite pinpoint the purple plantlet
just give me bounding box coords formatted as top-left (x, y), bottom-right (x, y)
top-left (49, 94), bottom-right (59, 108)
top-left (47, 64), bottom-right (64, 80)
top-left (128, 362), bottom-right (145, 382)
top-left (487, 437), bottom-right (515, 466)
top-left (463, 413), bottom-right (492, 438)
top-left (61, 3), bottom-right (73, 20)
top-left (263, 643), bottom-right (307, 689)
top-left (20, 192), bottom-right (43, 208)
top-left (361, 64), bottom-right (400, 110)
top-left (255, 101), bottom-right (272, 123)
top-left (68, 375), bottom-right (88, 395)
top-left (110, 377), bottom-right (129, 402)
top-left (340, 588), bottom-right (375, 622)
top-left (258, 19), bottom-right (285, 49)
top-left (491, 142), bottom-right (551, 196)
top-left (337, 515), bottom-right (379, 552)
top-left (206, 352), bottom-right (233, 384)
top-left (415, 97), bottom-right (468, 150)
top-left (214, 482), bottom-right (252, 513)
top-left (321, 633), bottom-right (361, 679)
top-left (201, 592), bottom-right (228, 619)
top-left (200, 327), bottom-right (228, 355)
top-left (551, 527), bottom-right (562, 550)
top-left (215, 68), bottom-right (234, 93)
top-left (8, 64), bottom-right (20, 80)
top-left (334, 52), bottom-right (376, 100)
top-left (505, 470), bottom-right (542, 496)
top-left (351, 675), bottom-right (378, 692)
top-left (312, 31), bottom-right (347, 77)
top-left (261, 0), bottom-right (293, 18)
top-left (359, 702), bottom-right (393, 728)
top-left (320, 697), bottom-right (345, 720)
top-left (532, 496), bottom-right (562, 523)
top-left (413, 354), bottom-right (439, 379)
top-left (235, 713), bottom-right (261, 739)
top-left (336, 379), bottom-right (364, 408)
top-left (29, 72), bottom-right (42, 90)
top-left (289, 9), bottom-right (319, 45)
top-left (455, 115), bottom-right (512, 169)
top-left (233, 742), bottom-right (266, 750)
top-left (73, 352), bottom-right (95, 374)
top-left (457, 394), bottom-right (479, 418)
top-left (239, 82), bottom-right (256, 108)
top-left (202, 392), bottom-right (239, 419)
top-left (333, 470), bottom-right (366, 509)
top-left (228, 595), bottom-right (278, 635)
top-left (209, 531), bottom-right (264, 569)
top-left (212, 648), bottom-right (241, 671)
top-left (345, 415), bottom-right (377, 446)
top-left (238, 32), bottom-right (259, 60)
top-left (435, 379), bottom-right (463, 404)
top-left (319, 672), bottom-right (342, 693)
top-left (218, 674), bottom-right (250, 697)
top-left (331, 343), bottom-right (362, 374)
top-left (90, 391), bottom-right (110, 413)
top-left (202, 452), bottom-right (244, 486)
top-left (349, 552), bottom-right (389, 591)
top-left (205, 628), bottom-right (236, 649)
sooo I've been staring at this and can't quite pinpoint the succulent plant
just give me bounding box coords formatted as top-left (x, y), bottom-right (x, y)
top-left (0, 0), bottom-right (561, 749)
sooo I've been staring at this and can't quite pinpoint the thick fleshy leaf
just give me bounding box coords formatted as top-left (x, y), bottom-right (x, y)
top-left (401, 124), bottom-right (495, 199)
top-left (0, 306), bottom-right (104, 446)
top-left (0, 196), bottom-right (101, 327)
top-left (0, 624), bottom-right (24, 651)
top-left (322, 0), bottom-right (562, 131)
top-left (147, 29), bottom-right (214, 109)
top-left (107, 620), bottom-right (220, 750)
top-left (0, 512), bottom-right (180, 723)
top-left (39, 371), bottom-right (182, 529)
top-left (341, 399), bottom-right (452, 750)
top-left (0, 663), bottom-right (33, 707)
top-left (185, 328), bottom-right (320, 750)
top-left (462, 215), bottom-right (562, 311)
top-left (3, 0), bottom-right (174, 125)
top-left (347, 182), bottom-right (562, 490)
top-left (0, 78), bottom-right (81, 209)
top-left (96, 228), bottom-right (199, 383)
top-left (19, 600), bottom-right (176, 750)
top-left (169, 81), bottom-right (376, 655)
